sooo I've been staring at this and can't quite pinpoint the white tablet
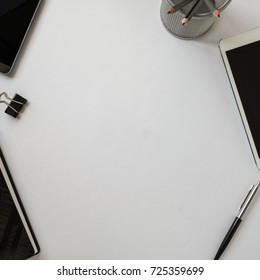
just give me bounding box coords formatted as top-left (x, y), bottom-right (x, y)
top-left (219, 27), bottom-right (260, 169)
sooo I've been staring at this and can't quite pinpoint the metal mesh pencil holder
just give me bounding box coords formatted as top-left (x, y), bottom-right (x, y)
top-left (160, 0), bottom-right (232, 39)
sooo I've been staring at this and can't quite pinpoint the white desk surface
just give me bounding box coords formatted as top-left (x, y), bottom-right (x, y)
top-left (1, 0), bottom-right (260, 260)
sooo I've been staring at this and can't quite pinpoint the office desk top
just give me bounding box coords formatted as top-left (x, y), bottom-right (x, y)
top-left (1, 0), bottom-right (260, 260)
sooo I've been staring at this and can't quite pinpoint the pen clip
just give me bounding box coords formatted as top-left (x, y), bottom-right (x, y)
top-left (239, 185), bottom-right (255, 210)
top-left (238, 182), bottom-right (260, 218)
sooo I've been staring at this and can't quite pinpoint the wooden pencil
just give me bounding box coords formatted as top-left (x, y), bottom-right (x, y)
top-left (167, 0), bottom-right (194, 14)
top-left (204, 0), bottom-right (220, 17)
top-left (181, 0), bottom-right (203, 25)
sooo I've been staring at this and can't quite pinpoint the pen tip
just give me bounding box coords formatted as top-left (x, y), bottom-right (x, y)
top-left (214, 252), bottom-right (221, 260)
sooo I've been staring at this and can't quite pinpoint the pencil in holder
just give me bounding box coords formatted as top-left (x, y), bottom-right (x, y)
top-left (160, 0), bottom-right (232, 39)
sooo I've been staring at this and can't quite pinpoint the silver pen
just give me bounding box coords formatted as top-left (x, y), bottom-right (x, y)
top-left (214, 182), bottom-right (260, 260)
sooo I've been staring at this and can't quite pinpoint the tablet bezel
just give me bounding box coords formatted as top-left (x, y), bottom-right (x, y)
top-left (219, 27), bottom-right (260, 169)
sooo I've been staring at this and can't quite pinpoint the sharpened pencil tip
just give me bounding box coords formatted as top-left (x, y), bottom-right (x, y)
top-left (167, 7), bottom-right (175, 14)
top-left (181, 18), bottom-right (188, 25)
top-left (213, 9), bottom-right (220, 17)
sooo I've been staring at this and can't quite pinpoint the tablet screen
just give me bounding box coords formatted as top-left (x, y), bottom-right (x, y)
top-left (226, 40), bottom-right (260, 155)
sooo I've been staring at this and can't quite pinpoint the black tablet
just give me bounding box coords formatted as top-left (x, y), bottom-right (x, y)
top-left (0, 0), bottom-right (41, 74)
top-left (0, 147), bottom-right (39, 259)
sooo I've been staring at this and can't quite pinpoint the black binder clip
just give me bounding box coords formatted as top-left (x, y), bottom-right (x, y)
top-left (0, 92), bottom-right (27, 118)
